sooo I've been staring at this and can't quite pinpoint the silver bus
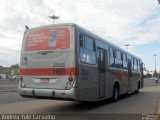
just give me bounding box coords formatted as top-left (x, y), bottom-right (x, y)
top-left (19, 23), bottom-right (144, 102)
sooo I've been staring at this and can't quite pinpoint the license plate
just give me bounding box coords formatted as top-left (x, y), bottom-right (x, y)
top-left (40, 78), bottom-right (49, 83)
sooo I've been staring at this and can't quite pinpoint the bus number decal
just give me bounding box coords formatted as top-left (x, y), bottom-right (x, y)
top-left (82, 69), bottom-right (89, 80)
top-left (53, 68), bottom-right (66, 75)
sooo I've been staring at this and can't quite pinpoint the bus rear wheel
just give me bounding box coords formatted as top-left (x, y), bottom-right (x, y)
top-left (112, 85), bottom-right (119, 102)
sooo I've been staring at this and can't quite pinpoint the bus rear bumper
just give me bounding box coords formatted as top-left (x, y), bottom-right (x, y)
top-left (18, 87), bottom-right (76, 100)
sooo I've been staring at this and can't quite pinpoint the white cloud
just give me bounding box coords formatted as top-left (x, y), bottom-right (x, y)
top-left (0, 0), bottom-right (160, 67)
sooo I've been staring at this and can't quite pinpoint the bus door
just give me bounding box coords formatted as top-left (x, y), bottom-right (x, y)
top-left (128, 60), bottom-right (132, 91)
top-left (97, 48), bottom-right (106, 98)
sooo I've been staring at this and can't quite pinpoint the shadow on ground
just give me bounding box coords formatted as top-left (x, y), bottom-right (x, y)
top-left (36, 92), bottom-right (140, 114)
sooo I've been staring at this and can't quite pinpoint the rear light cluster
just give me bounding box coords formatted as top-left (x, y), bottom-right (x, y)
top-left (19, 76), bottom-right (25, 88)
top-left (68, 76), bottom-right (73, 82)
top-left (65, 76), bottom-right (74, 90)
top-left (20, 76), bottom-right (23, 81)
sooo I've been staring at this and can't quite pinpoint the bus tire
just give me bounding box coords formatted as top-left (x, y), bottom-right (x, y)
top-left (112, 84), bottom-right (119, 102)
top-left (135, 81), bottom-right (140, 94)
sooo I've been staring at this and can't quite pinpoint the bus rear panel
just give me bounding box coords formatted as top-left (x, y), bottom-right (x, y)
top-left (19, 24), bottom-right (79, 100)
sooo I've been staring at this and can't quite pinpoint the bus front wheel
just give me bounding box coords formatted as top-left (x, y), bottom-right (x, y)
top-left (134, 81), bottom-right (140, 94)
top-left (112, 85), bottom-right (119, 102)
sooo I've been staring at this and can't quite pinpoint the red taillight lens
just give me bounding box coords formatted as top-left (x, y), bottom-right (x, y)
top-left (20, 76), bottom-right (23, 81)
top-left (68, 77), bottom-right (73, 82)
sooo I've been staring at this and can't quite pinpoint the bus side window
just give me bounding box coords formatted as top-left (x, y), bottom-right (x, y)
top-left (123, 53), bottom-right (127, 70)
top-left (134, 59), bottom-right (138, 71)
top-left (79, 34), bottom-right (96, 64)
top-left (109, 47), bottom-right (115, 67)
top-left (132, 57), bottom-right (134, 71)
top-left (84, 36), bottom-right (94, 51)
top-left (115, 50), bottom-right (122, 68)
top-left (138, 60), bottom-right (141, 72)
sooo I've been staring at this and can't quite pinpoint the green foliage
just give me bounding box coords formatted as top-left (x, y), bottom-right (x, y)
top-left (153, 70), bottom-right (158, 77)
top-left (144, 73), bottom-right (152, 78)
top-left (10, 64), bottom-right (19, 69)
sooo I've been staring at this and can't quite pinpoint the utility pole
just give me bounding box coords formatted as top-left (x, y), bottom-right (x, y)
top-left (153, 54), bottom-right (158, 83)
top-left (153, 54), bottom-right (157, 72)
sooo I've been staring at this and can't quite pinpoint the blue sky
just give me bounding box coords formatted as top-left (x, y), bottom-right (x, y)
top-left (0, 0), bottom-right (160, 72)
top-left (137, 8), bottom-right (160, 27)
top-left (134, 41), bottom-right (160, 72)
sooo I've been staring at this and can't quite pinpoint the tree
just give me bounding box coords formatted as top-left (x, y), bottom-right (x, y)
top-left (10, 64), bottom-right (19, 69)
top-left (144, 70), bottom-right (152, 79)
top-left (158, 71), bottom-right (160, 78)
top-left (153, 70), bottom-right (158, 77)
top-left (9, 64), bottom-right (19, 76)
top-left (144, 73), bottom-right (152, 78)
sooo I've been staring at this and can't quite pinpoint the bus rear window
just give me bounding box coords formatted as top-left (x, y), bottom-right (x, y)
top-left (24, 27), bottom-right (70, 51)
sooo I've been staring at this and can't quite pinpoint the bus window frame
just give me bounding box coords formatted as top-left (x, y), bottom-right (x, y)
top-left (122, 53), bottom-right (128, 70)
top-left (79, 33), bottom-right (97, 65)
top-left (109, 47), bottom-right (115, 67)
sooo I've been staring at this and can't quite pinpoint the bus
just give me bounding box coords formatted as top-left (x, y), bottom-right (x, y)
top-left (19, 23), bottom-right (144, 102)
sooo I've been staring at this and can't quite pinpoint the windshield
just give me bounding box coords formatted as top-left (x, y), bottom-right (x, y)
top-left (23, 27), bottom-right (70, 51)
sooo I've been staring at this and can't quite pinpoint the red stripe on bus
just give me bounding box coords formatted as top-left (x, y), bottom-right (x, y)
top-left (20, 68), bottom-right (79, 76)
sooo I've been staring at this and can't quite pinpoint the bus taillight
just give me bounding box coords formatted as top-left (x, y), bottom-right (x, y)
top-left (65, 76), bottom-right (74, 89)
top-left (20, 76), bottom-right (23, 81)
top-left (19, 76), bottom-right (25, 88)
top-left (68, 76), bottom-right (73, 82)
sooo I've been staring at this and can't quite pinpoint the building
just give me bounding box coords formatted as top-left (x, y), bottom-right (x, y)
top-left (0, 74), bottom-right (7, 79)
top-left (0, 66), bottom-right (10, 80)
top-left (0, 65), bottom-right (19, 80)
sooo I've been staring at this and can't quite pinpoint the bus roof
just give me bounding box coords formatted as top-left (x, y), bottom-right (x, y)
top-left (25, 23), bottom-right (75, 32)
